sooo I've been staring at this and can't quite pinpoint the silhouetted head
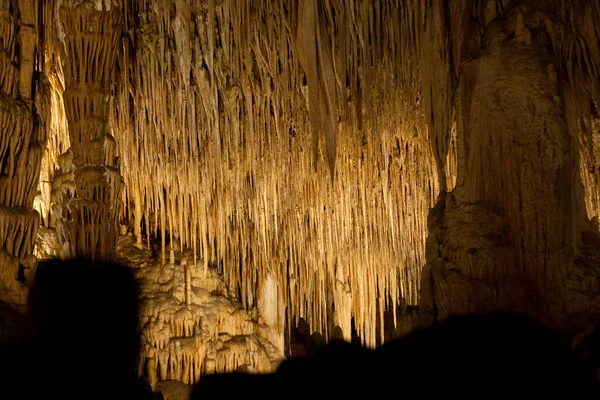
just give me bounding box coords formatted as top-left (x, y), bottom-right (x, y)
top-left (276, 339), bottom-right (377, 397)
top-left (25, 258), bottom-right (146, 398)
top-left (190, 372), bottom-right (280, 400)
top-left (376, 312), bottom-right (592, 396)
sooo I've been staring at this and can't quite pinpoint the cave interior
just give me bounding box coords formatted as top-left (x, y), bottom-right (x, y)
top-left (1, 0), bottom-right (600, 397)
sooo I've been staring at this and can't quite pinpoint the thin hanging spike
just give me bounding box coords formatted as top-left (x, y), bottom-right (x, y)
top-left (295, 0), bottom-right (321, 172)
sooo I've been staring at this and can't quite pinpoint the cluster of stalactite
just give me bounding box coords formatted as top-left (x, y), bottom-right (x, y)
top-left (34, 1), bottom-right (70, 232)
top-left (111, 0), bottom-right (440, 348)
top-left (0, 0), bottom-right (50, 304)
top-left (50, 0), bottom-right (124, 261)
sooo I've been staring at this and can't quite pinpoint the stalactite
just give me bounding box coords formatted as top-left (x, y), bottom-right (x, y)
top-left (113, 0), bottom-right (437, 351)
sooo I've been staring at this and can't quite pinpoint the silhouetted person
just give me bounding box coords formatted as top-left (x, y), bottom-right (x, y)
top-left (0, 259), bottom-right (155, 400)
top-left (191, 371), bottom-right (280, 399)
top-left (191, 339), bottom-right (374, 400)
top-left (376, 312), bottom-right (594, 397)
top-left (191, 312), bottom-right (595, 399)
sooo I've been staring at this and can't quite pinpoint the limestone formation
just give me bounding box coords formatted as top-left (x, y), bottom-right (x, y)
top-left (0, 0), bottom-right (50, 304)
top-left (112, 0), bottom-right (438, 348)
top-left (117, 234), bottom-right (281, 388)
top-left (423, 0), bottom-right (600, 333)
top-left (51, 0), bottom-right (124, 261)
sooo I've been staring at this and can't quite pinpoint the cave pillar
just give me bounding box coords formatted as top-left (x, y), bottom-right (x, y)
top-left (333, 264), bottom-right (353, 342)
top-left (0, 1), bottom-right (50, 304)
top-left (257, 272), bottom-right (285, 357)
top-left (424, 6), bottom-right (579, 329)
top-left (52, 1), bottom-right (123, 261)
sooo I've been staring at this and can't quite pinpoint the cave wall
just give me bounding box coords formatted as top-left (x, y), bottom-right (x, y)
top-left (0, 0), bottom-right (49, 305)
top-left (423, 0), bottom-right (600, 333)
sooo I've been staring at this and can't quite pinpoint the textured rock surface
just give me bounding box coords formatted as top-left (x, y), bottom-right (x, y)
top-left (116, 234), bottom-right (283, 388)
top-left (51, 0), bottom-right (124, 261)
top-left (0, 0), bottom-right (49, 305)
top-left (422, 1), bottom-right (600, 334)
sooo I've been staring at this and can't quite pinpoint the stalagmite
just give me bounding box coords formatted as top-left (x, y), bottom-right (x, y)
top-left (12, 0), bottom-right (600, 394)
top-left (258, 272), bottom-right (285, 355)
top-left (0, 3), bottom-right (556, 400)
top-left (334, 264), bottom-right (353, 342)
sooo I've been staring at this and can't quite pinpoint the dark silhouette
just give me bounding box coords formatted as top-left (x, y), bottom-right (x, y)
top-left (0, 259), bottom-right (156, 400)
top-left (192, 312), bottom-right (597, 399)
top-left (574, 318), bottom-right (600, 392)
top-left (1, 260), bottom-right (596, 398)
top-left (191, 339), bottom-right (375, 399)
top-left (376, 312), bottom-right (594, 397)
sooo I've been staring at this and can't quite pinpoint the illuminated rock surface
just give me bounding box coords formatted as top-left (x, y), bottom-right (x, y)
top-left (0, 0), bottom-right (49, 305)
top-left (116, 234), bottom-right (283, 388)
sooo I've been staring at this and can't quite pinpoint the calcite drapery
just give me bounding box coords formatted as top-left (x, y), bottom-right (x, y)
top-left (115, 235), bottom-right (280, 388)
top-left (5, 0), bottom-right (600, 391)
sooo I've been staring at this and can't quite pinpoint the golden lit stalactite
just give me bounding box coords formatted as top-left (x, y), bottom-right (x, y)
top-left (580, 116), bottom-right (600, 221)
top-left (417, 0), bottom-right (454, 193)
top-left (52, 0), bottom-right (123, 261)
top-left (295, 0), bottom-right (337, 180)
top-left (544, 0), bottom-right (600, 324)
top-left (0, 1), bottom-right (50, 304)
top-left (113, 0), bottom-right (438, 354)
top-left (33, 2), bottom-right (71, 234)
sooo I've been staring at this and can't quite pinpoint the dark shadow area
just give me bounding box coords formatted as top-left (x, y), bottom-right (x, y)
top-left (0, 300), bottom-right (31, 346)
top-left (284, 317), bottom-right (326, 358)
top-left (377, 312), bottom-right (596, 397)
top-left (1, 261), bottom-right (598, 399)
top-left (191, 338), bottom-right (374, 399)
top-left (192, 312), bottom-right (598, 399)
top-left (0, 259), bottom-right (157, 400)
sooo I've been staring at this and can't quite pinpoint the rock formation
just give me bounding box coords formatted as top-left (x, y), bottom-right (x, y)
top-left (0, 0), bottom-right (49, 305)
top-left (422, 0), bottom-right (600, 334)
top-left (51, 0), bottom-right (124, 261)
top-left (116, 234), bottom-right (281, 388)
top-left (111, 0), bottom-right (438, 349)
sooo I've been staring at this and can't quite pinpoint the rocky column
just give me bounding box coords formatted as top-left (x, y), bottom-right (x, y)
top-left (52, 1), bottom-right (123, 261)
top-left (0, 0), bottom-right (50, 304)
top-left (423, 1), bottom-right (600, 331)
